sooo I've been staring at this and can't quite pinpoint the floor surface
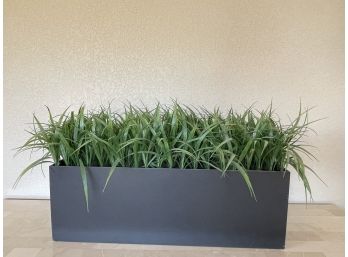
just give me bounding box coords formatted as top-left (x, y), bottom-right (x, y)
top-left (4, 200), bottom-right (344, 257)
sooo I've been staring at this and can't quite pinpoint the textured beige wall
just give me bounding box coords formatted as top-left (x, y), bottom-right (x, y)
top-left (4, 0), bottom-right (344, 206)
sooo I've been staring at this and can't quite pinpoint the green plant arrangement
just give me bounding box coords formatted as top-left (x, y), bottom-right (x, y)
top-left (16, 102), bottom-right (320, 210)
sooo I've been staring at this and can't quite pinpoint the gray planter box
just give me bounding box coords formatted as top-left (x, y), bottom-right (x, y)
top-left (49, 166), bottom-right (290, 248)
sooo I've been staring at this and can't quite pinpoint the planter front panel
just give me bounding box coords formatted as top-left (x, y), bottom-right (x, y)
top-left (49, 167), bottom-right (290, 248)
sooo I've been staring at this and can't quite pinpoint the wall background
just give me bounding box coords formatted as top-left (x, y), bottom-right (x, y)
top-left (4, 0), bottom-right (344, 207)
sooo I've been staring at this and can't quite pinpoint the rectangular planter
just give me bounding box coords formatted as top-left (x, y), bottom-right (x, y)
top-left (49, 166), bottom-right (290, 249)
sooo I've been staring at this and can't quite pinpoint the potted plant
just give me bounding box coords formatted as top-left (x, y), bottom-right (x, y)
top-left (15, 102), bottom-right (319, 249)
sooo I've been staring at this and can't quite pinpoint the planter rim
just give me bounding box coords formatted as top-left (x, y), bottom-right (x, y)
top-left (50, 165), bottom-right (290, 174)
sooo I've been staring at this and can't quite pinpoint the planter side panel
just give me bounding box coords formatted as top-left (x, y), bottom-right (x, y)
top-left (49, 167), bottom-right (289, 248)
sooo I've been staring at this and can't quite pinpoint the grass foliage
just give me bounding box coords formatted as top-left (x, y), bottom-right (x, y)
top-left (16, 102), bottom-right (320, 210)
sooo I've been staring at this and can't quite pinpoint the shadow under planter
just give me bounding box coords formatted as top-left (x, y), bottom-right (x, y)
top-left (49, 166), bottom-right (290, 249)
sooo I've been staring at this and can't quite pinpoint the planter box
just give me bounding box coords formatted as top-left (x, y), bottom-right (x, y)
top-left (49, 166), bottom-right (290, 249)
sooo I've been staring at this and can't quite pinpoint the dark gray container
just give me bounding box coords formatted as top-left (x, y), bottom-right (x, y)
top-left (49, 166), bottom-right (290, 249)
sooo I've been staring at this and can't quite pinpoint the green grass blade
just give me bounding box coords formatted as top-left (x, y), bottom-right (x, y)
top-left (79, 159), bottom-right (89, 212)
